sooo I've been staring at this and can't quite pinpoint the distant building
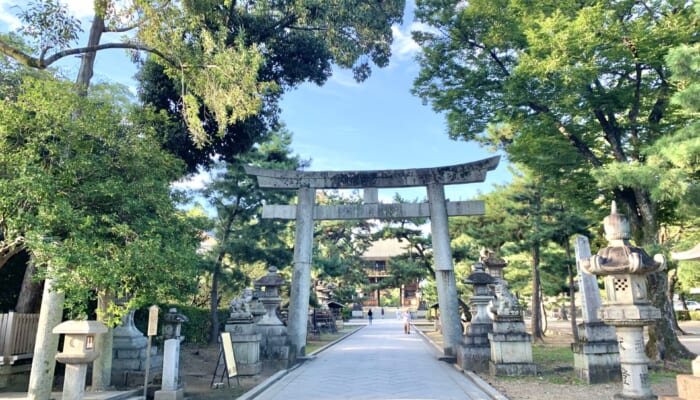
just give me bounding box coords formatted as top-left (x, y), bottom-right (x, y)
top-left (361, 239), bottom-right (420, 308)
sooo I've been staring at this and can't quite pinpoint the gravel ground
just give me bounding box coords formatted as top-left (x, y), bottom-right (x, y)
top-left (480, 375), bottom-right (678, 400)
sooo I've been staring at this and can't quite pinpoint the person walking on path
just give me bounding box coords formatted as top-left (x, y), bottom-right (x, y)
top-left (402, 309), bottom-right (412, 334)
top-left (381, 307), bottom-right (385, 319)
top-left (367, 308), bottom-right (373, 325)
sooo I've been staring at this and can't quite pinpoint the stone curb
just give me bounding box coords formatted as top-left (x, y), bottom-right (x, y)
top-left (236, 324), bottom-right (366, 400)
top-left (413, 324), bottom-right (509, 400)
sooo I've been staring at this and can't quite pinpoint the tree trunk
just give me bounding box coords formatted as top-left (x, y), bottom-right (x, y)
top-left (530, 243), bottom-right (545, 343)
top-left (668, 268), bottom-right (685, 334)
top-left (209, 266), bottom-right (220, 344)
top-left (646, 270), bottom-right (694, 361)
top-left (14, 257), bottom-right (42, 313)
top-left (76, 5), bottom-right (106, 89)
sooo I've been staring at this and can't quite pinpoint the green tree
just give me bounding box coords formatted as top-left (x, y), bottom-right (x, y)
top-left (200, 128), bottom-right (304, 343)
top-left (455, 171), bottom-right (593, 341)
top-left (312, 191), bottom-right (374, 306)
top-left (1, 0), bottom-right (267, 134)
top-left (0, 75), bottom-right (200, 321)
top-left (137, 0), bottom-right (406, 172)
top-left (412, 0), bottom-right (697, 359)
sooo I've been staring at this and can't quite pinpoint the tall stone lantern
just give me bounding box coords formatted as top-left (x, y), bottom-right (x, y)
top-left (254, 266), bottom-right (291, 368)
top-left (580, 202), bottom-right (666, 400)
top-left (457, 261), bottom-right (496, 372)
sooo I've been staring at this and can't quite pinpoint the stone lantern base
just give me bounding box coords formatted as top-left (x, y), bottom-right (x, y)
top-left (571, 321), bottom-right (620, 383)
top-left (457, 322), bottom-right (492, 373)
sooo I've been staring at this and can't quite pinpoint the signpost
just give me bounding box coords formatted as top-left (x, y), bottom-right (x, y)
top-left (143, 305), bottom-right (159, 399)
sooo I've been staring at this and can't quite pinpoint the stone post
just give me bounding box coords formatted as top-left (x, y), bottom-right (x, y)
top-left (571, 235), bottom-right (620, 383)
top-left (580, 202), bottom-right (665, 400)
top-left (27, 277), bottom-right (64, 400)
top-left (288, 187), bottom-right (315, 359)
top-left (428, 182), bottom-right (462, 359)
top-left (457, 261), bottom-right (495, 372)
top-left (154, 308), bottom-right (188, 400)
top-left (53, 320), bottom-right (108, 400)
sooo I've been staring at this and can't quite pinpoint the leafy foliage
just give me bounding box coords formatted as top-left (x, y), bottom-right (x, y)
top-left (0, 74), bottom-right (200, 323)
top-left (412, 0), bottom-right (699, 243)
top-left (137, 0), bottom-right (406, 171)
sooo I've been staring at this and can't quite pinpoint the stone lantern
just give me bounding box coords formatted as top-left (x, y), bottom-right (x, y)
top-left (162, 308), bottom-right (188, 340)
top-left (457, 261), bottom-right (496, 372)
top-left (254, 266), bottom-right (291, 368)
top-left (53, 320), bottom-right (108, 400)
top-left (480, 248), bottom-right (507, 283)
top-left (580, 202), bottom-right (666, 400)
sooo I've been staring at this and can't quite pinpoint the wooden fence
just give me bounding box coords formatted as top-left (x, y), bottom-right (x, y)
top-left (0, 312), bottom-right (40, 365)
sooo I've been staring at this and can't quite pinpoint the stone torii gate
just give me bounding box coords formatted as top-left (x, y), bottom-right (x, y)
top-left (244, 156), bottom-right (500, 359)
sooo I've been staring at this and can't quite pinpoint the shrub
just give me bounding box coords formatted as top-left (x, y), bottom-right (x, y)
top-left (134, 304), bottom-right (229, 344)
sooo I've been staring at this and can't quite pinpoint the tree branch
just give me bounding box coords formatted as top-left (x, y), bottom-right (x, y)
top-left (0, 40), bottom-right (177, 70)
top-left (43, 42), bottom-right (176, 68)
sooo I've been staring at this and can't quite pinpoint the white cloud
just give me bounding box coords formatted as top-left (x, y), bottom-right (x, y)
top-left (172, 171), bottom-right (212, 190)
top-left (391, 24), bottom-right (420, 60)
top-left (0, 0), bottom-right (22, 30)
top-left (0, 0), bottom-right (94, 31)
top-left (329, 68), bottom-right (360, 88)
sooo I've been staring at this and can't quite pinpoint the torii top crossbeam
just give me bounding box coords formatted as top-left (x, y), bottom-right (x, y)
top-left (243, 156), bottom-right (500, 189)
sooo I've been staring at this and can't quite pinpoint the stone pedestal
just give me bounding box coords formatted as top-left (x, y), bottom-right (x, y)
top-left (225, 321), bottom-right (262, 376)
top-left (613, 325), bottom-right (656, 400)
top-left (458, 322), bottom-right (492, 373)
top-left (154, 339), bottom-right (183, 400)
top-left (488, 317), bottom-right (536, 376)
top-left (571, 323), bottom-right (620, 383)
top-left (111, 310), bottom-right (162, 388)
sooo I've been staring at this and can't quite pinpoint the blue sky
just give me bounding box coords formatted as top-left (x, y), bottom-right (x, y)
top-left (0, 0), bottom-right (512, 202)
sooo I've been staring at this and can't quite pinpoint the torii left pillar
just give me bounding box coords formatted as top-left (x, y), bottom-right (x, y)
top-left (245, 156), bottom-right (500, 359)
top-left (288, 187), bottom-right (315, 359)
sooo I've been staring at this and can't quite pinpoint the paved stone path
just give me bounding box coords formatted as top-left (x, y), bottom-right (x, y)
top-left (244, 318), bottom-right (498, 400)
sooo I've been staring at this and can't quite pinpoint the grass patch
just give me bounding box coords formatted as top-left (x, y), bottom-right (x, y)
top-left (415, 325), bottom-right (685, 387)
top-left (306, 327), bottom-right (360, 354)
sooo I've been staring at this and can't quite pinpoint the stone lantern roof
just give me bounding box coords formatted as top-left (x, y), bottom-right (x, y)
top-left (254, 266), bottom-right (288, 288)
top-left (581, 202), bottom-right (665, 276)
top-left (463, 262), bottom-right (496, 286)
